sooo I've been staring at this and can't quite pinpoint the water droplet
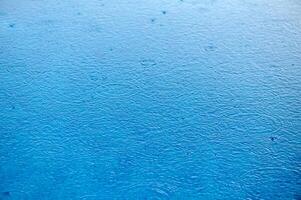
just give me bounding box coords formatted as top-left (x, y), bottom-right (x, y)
top-left (270, 136), bottom-right (276, 141)
top-left (140, 59), bottom-right (156, 67)
top-left (204, 45), bottom-right (217, 51)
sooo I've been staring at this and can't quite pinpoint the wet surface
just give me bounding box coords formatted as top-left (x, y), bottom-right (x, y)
top-left (0, 0), bottom-right (301, 199)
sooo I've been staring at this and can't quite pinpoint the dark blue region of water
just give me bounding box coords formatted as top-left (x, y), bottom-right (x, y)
top-left (0, 0), bottom-right (300, 199)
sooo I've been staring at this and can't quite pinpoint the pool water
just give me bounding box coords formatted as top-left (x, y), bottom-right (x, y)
top-left (0, 0), bottom-right (300, 199)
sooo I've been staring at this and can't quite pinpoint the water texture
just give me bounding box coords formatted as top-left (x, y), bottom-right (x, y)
top-left (0, 0), bottom-right (300, 199)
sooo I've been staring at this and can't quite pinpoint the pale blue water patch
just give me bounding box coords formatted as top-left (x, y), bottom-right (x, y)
top-left (0, 0), bottom-right (301, 199)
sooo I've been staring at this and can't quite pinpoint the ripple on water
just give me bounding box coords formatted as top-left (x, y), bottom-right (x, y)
top-left (166, 156), bottom-right (216, 184)
top-left (138, 59), bottom-right (175, 79)
top-left (121, 184), bottom-right (171, 200)
top-left (95, 83), bottom-right (139, 99)
top-left (240, 168), bottom-right (301, 199)
top-left (0, 12), bottom-right (7, 16)
top-left (0, 192), bottom-right (10, 199)
top-left (181, 0), bottom-right (217, 12)
top-left (0, 191), bottom-right (29, 200)
top-left (79, 195), bottom-right (98, 200)
top-left (222, 112), bottom-right (282, 134)
top-left (30, 70), bottom-right (96, 105)
top-left (183, 0), bottom-right (217, 6)
top-left (140, 59), bottom-right (157, 67)
top-left (267, 94), bottom-right (301, 120)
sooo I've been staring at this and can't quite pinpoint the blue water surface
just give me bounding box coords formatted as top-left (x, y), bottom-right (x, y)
top-left (0, 0), bottom-right (301, 199)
